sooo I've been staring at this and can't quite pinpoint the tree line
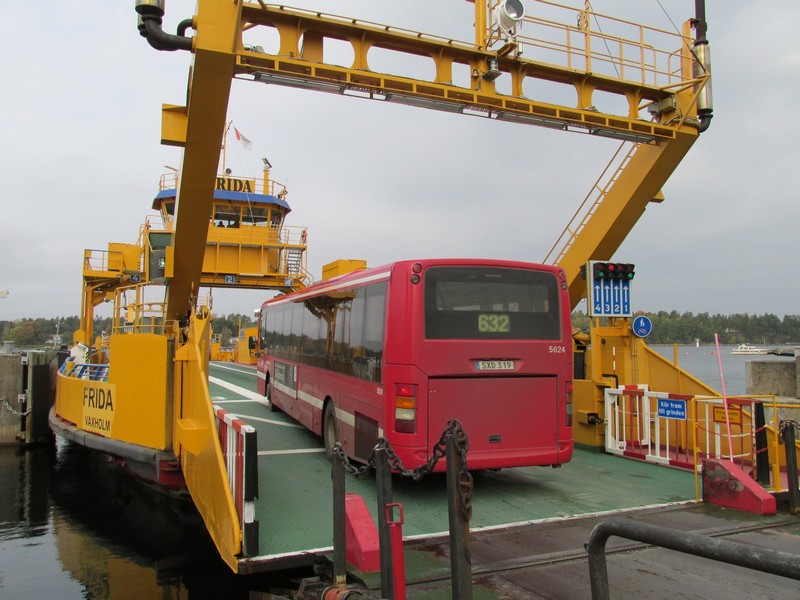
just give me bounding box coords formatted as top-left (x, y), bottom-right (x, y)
top-left (2, 311), bottom-right (798, 348)
top-left (572, 311), bottom-right (800, 345)
top-left (0, 314), bottom-right (257, 348)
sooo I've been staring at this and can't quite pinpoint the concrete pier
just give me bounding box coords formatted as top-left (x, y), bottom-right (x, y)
top-left (0, 350), bottom-right (60, 446)
top-left (746, 349), bottom-right (800, 423)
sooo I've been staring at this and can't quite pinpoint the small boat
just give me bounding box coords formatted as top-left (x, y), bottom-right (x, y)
top-left (731, 343), bottom-right (769, 355)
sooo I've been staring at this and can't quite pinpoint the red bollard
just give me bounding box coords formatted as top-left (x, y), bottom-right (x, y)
top-left (385, 502), bottom-right (407, 600)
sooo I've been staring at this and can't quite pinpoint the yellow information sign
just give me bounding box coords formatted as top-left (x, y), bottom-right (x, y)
top-left (713, 405), bottom-right (741, 426)
top-left (82, 382), bottom-right (116, 436)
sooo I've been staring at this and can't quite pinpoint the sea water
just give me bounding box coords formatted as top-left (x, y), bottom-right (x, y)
top-left (650, 344), bottom-right (790, 396)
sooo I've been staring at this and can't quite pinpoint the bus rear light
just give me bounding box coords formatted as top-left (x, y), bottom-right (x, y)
top-left (395, 383), bottom-right (417, 398)
top-left (410, 263), bottom-right (423, 284)
top-left (395, 383), bottom-right (417, 433)
top-left (565, 380), bottom-right (573, 427)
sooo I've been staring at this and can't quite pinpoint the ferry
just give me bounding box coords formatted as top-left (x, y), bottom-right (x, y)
top-left (40, 1), bottom-right (800, 594)
top-left (51, 131), bottom-right (310, 492)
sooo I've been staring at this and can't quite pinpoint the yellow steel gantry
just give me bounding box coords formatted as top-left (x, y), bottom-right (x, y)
top-left (127, 0), bottom-right (712, 569)
top-left (138, 0), bottom-right (711, 321)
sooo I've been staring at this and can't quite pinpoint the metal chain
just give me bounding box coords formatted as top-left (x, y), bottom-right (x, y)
top-left (332, 443), bottom-right (374, 478)
top-left (331, 419), bottom-right (474, 521)
top-left (1, 396), bottom-right (30, 417)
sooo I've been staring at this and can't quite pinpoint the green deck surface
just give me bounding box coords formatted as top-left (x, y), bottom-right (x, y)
top-left (207, 363), bottom-right (697, 565)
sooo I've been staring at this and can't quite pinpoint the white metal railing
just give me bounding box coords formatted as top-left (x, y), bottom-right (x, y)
top-left (604, 385), bottom-right (695, 469)
top-left (213, 405), bottom-right (259, 555)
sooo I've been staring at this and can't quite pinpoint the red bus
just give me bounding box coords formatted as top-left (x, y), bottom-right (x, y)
top-left (256, 259), bottom-right (573, 471)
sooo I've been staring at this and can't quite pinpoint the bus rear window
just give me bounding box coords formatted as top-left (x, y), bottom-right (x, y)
top-left (424, 266), bottom-right (560, 340)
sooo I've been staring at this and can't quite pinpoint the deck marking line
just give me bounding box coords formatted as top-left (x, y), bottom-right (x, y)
top-left (212, 399), bottom-right (261, 405)
top-left (208, 376), bottom-right (263, 401)
top-left (211, 362), bottom-right (258, 375)
top-left (229, 413), bottom-right (305, 429)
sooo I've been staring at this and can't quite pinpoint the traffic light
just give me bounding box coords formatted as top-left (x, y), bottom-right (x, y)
top-left (620, 263), bottom-right (635, 280)
top-left (590, 262), bottom-right (635, 281)
top-left (592, 262), bottom-right (610, 280)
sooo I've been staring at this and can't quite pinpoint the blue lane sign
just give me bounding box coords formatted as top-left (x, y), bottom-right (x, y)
top-left (632, 315), bottom-right (652, 338)
top-left (224, 274), bottom-right (236, 284)
top-left (657, 398), bottom-right (687, 420)
top-left (587, 261), bottom-right (633, 317)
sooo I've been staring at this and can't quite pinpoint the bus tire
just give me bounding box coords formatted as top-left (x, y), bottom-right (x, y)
top-left (323, 402), bottom-right (338, 460)
top-left (267, 378), bottom-right (280, 412)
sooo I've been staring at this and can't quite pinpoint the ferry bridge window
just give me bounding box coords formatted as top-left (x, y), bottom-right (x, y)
top-left (243, 206), bottom-right (268, 226)
top-left (214, 203), bottom-right (240, 228)
top-left (424, 266), bottom-right (560, 340)
top-left (162, 201), bottom-right (175, 223)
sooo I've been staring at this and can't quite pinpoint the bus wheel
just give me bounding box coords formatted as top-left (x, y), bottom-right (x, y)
top-left (323, 403), bottom-right (338, 460)
top-left (267, 379), bottom-right (280, 413)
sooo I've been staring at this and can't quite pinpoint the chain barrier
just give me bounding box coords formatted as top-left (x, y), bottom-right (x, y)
top-left (1, 396), bottom-right (30, 417)
top-left (331, 419), bottom-right (474, 521)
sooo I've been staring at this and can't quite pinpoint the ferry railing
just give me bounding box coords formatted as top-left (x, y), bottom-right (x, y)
top-left (604, 388), bottom-right (800, 501)
top-left (83, 248), bottom-right (112, 274)
top-left (691, 395), bottom-right (782, 499)
top-left (158, 171), bottom-right (287, 198)
top-left (58, 360), bottom-right (109, 382)
top-left (111, 298), bottom-right (169, 336)
top-left (492, 0), bottom-right (693, 90)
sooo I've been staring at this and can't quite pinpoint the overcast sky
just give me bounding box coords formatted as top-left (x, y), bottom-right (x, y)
top-left (2, 1), bottom-right (797, 321)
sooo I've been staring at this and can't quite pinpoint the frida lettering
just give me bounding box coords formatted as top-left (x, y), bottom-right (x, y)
top-left (83, 387), bottom-right (114, 411)
top-left (216, 177), bottom-right (254, 192)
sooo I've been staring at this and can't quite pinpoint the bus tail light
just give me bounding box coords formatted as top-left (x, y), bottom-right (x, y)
top-left (565, 380), bottom-right (573, 427)
top-left (395, 383), bottom-right (417, 433)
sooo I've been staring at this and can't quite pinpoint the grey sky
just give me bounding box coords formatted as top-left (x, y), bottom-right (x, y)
top-left (1, 1), bottom-right (798, 321)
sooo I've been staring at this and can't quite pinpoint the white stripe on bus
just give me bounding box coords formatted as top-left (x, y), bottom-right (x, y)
top-left (274, 382), bottom-right (384, 437)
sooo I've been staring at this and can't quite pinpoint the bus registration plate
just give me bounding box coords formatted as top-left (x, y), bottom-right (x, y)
top-left (476, 360), bottom-right (515, 371)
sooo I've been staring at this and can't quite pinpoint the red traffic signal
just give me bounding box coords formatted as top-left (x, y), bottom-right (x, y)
top-left (591, 262), bottom-right (635, 281)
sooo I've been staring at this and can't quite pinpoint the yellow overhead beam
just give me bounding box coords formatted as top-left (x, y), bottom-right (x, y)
top-left (235, 3), bottom-right (701, 142)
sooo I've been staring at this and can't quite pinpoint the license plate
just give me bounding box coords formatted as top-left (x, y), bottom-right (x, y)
top-left (476, 360), bottom-right (515, 371)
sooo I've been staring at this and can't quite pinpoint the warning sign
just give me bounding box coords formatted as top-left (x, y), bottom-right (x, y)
top-left (713, 405), bottom-right (742, 426)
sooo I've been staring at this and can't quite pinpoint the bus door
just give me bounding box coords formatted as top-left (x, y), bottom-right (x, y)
top-left (273, 360), bottom-right (298, 415)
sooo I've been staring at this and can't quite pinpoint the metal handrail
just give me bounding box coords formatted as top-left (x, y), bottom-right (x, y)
top-left (587, 518), bottom-right (800, 600)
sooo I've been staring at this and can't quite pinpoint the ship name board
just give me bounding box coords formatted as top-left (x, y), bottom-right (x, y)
top-left (82, 383), bottom-right (115, 435)
top-left (216, 177), bottom-right (256, 193)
